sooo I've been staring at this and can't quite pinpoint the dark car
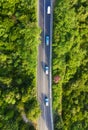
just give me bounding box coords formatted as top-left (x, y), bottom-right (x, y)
top-left (45, 65), bottom-right (49, 75)
top-left (44, 96), bottom-right (49, 106)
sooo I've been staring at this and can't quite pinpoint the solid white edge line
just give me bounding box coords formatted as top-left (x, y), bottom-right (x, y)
top-left (43, 0), bottom-right (47, 130)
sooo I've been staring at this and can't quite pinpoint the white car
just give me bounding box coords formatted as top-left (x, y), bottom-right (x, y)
top-left (45, 97), bottom-right (49, 106)
top-left (45, 65), bottom-right (49, 75)
top-left (47, 6), bottom-right (51, 14)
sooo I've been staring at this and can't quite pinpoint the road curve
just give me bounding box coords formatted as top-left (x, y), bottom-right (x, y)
top-left (37, 0), bottom-right (54, 130)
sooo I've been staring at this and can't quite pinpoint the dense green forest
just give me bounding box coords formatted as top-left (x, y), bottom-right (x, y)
top-left (0, 0), bottom-right (40, 129)
top-left (53, 0), bottom-right (88, 129)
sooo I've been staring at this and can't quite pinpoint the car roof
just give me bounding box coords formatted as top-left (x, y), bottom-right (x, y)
top-left (47, 6), bottom-right (51, 14)
top-left (45, 97), bottom-right (48, 100)
top-left (45, 66), bottom-right (48, 69)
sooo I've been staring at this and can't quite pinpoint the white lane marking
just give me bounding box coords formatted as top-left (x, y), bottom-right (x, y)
top-left (43, 0), bottom-right (45, 94)
top-left (43, 0), bottom-right (47, 130)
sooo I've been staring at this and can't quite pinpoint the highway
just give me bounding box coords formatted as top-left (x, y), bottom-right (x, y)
top-left (37, 0), bottom-right (53, 130)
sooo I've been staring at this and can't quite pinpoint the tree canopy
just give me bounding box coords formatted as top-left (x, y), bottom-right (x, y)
top-left (53, 0), bottom-right (88, 129)
top-left (0, 0), bottom-right (40, 129)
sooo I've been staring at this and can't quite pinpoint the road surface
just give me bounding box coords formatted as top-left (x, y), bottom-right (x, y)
top-left (37, 0), bottom-right (53, 130)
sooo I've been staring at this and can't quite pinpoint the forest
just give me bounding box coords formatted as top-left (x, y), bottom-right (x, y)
top-left (52, 0), bottom-right (88, 129)
top-left (0, 0), bottom-right (40, 129)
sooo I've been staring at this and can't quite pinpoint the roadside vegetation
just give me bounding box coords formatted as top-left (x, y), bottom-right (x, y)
top-left (52, 0), bottom-right (88, 129)
top-left (0, 0), bottom-right (40, 129)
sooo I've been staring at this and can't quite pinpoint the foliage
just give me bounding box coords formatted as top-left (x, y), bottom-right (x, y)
top-left (53, 0), bottom-right (88, 129)
top-left (0, 0), bottom-right (40, 129)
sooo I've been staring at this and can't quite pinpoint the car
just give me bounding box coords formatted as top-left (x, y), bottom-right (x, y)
top-left (44, 96), bottom-right (49, 106)
top-left (45, 36), bottom-right (49, 46)
top-left (45, 65), bottom-right (49, 75)
top-left (47, 6), bottom-right (51, 14)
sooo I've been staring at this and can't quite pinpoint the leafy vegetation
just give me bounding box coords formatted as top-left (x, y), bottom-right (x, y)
top-left (53, 0), bottom-right (88, 129)
top-left (0, 0), bottom-right (40, 129)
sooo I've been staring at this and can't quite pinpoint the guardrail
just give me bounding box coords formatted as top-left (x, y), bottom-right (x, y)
top-left (50, 0), bottom-right (54, 130)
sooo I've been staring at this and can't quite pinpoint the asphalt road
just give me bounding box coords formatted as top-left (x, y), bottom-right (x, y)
top-left (37, 0), bottom-right (53, 130)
